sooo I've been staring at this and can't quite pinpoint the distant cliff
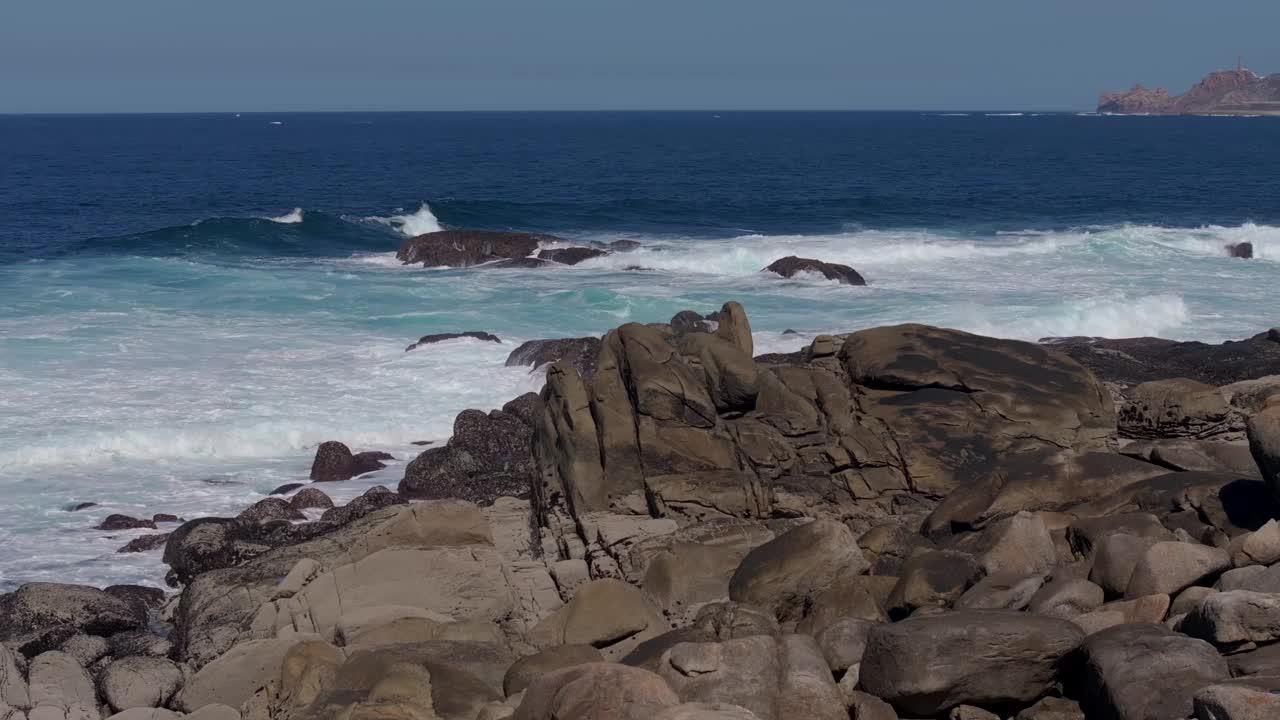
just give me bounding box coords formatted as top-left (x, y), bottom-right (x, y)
top-left (1098, 68), bottom-right (1280, 115)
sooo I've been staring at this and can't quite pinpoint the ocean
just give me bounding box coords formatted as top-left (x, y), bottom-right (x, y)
top-left (1, 111), bottom-right (1277, 590)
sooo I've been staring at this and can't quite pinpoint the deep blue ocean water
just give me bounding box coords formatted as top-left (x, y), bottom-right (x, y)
top-left (1, 111), bottom-right (1278, 588)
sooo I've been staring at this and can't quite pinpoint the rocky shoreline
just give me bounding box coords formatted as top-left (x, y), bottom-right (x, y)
top-left (4, 298), bottom-right (1280, 720)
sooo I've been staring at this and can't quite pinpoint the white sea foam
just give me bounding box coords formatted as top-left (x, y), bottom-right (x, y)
top-left (269, 208), bottom-right (304, 224)
top-left (367, 203), bottom-right (443, 237)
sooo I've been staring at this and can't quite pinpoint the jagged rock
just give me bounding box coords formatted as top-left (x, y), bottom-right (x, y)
top-left (1194, 683), bottom-right (1280, 720)
top-left (860, 611), bottom-right (1084, 717)
top-left (399, 395), bottom-right (537, 504)
top-left (1078, 624), bottom-right (1228, 720)
top-left (98, 656), bottom-right (183, 712)
top-left (504, 645), bottom-right (605, 697)
top-left (728, 520), bottom-right (868, 622)
top-left (658, 634), bottom-right (846, 720)
top-left (0, 583), bottom-right (144, 649)
top-left (1181, 590), bottom-right (1280, 645)
top-left (763, 256), bottom-right (866, 286)
top-left (506, 337), bottom-right (602, 379)
top-left (98, 514), bottom-right (158, 531)
top-left (1028, 577), bottom-right (1105, 618)
top-left (1099, 68), bottom-right (1280, 115)
top-left (1124, 541), bottom-right (1231, 598)
top-left (118, 534), bottom-right (170, 554)
top-left (396, 229), bottom-right (557, 267)
top-left (529, 579), bottom-right (664, 660)
top-left (308, 441), bottom-right (389, 482)
top-left (287, 487), bottom-right (333, 512)
top-left (514, 663), bottom-right (679, 720)
top-left (405, 330), bottom-right (502, 352)
top-left (538, 247), bottom-right (608, 265)
top-left (886, 549), bottom-right (984, 618)
top-left (237, 497), bottom-right (305, 523)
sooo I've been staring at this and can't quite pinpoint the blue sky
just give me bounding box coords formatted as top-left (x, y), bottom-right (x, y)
top-left (2, 0), bottom-right (1276, 112)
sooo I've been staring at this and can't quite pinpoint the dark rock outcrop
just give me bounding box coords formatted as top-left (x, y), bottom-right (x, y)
top-left (1226, 242), bottom-right (1254, 259)
top-left (398, 394), bottom-right (537, 504)
top-left (97, 514), bottom-right (158, 531)
top-left (505, 336), bottom-right (603, 379)
top-left (1077, 623), bottom-right (1229, 720)
top-left (538, 247), bottom-right (609, 265)
top-left (118, 533), bottom-right (170, 554)
top-left (396, 229), bottom-right (556, 267)
top-left (1249, 398), bottom-right (1280, 502)
top-left (288, 487), bottom-right (334, 512)
top-left (309, 441), bottom-right (391, 482)
top-left (0, 583), bottom-right (145, 648)
top-left (405, 331), bottom-right (501, 352)
top-left (1044, 331), bottom-right (1280, 388)
top-left (237, 497), bottom-right (306, 523)
top-left (763, 256), bottom-right (866, 285)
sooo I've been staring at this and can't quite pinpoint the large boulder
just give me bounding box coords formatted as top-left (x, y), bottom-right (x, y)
top-left (0, 583), bottom-right (145, 650)
top-left (98, 656), bottom-right (184, 712)
top-left (1180, 590), bottom-right (1280, 645)
top-left (763, 256), bottom-right (866, 286)
top-left (27, 651), bottom-right (98, 719)
top-left (309, 441), bottom-right (389, 482)
top-left (528, 579), bottom-right (664, 660)
top-left (1118, 379), bottom-right (1233, 440)
top-left (860, 611), bottom-right (1084, 716)
top-left (727, 520), bottom-right (868, 622)
top-left (1077, 623), bottom-right (1229, 720)
top-left (1248, 399), bottom-right (1280, 502)
top-left (396, 229), bottom-right (557, 267)
top-left (504, 645), bottom-right (605, 696)
top-left (1123, 541), bottom-right (1230, 598)
top-left (513, 663), bottom-right (679, 720)
top-left (399, 395), bottom-right (537, 504)
top-left (885, 549), bottom-right (984, 618)
top-left (657, 634), bottom-right (846, 720)
top-left (1194, 683), bottom-right (1280, 720)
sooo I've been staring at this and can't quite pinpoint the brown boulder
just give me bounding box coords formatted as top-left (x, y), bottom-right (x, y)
top-left (309, 441), bottom-right (390, 482)
top-left (397, 229), bottom-right (556, 267)
top-left (763, 256), bottom-right (866, 286)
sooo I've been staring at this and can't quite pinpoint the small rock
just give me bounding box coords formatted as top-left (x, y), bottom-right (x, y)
top-left (308, 441), bottom-right (390, 482)
top-left (1226, 242), bottom-right (1255, 259)
top-left (1124, 541), bottom-right (1231, 598)
top-left (763, 256), bottom-right (866, 286)
top-left (1231, 519), bottom-right (1280, 567)
top-left (237, 497), bottom-right (305, 523)
top-left (268, 483), bottom-right (304, 496)
top-left (1181, 590), bottom-right (1280, 645)
top-left (151, 514), bottom-right (180, 524)
top-left (287, 487), bottom-right (334, 512)
top-left (97, 514), bottom-right (158, 531)
top-left (65, 502), bottom-right (98, 512)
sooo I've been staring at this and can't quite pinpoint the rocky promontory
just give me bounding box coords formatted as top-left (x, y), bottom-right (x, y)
top-left (1099, 67), bottom-right (1280, 115)
top-left (4, 303), bottom-right (1280, 720)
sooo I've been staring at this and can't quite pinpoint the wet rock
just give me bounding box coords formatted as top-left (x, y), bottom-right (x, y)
top-left (269, 483), bottom-right (304, 496)
top-left (505, 336), bottom-right (602, 379)
top-left (287, 487), bottom-right (333, 512)
top-left (319, 485), bottom-right (407, 525)
top-left (405, 330), bottom-right (502, 352)
top-left (396, 229), bottom-right (557, 267)
top-left (59, 633), bottom-right (110, 666)
top-left (151, 513), bottom-right (180, 523)
top-left (538, 247), bottom-right (609, 265)
top-left (860, 610), bottom-right (1084, 717)
top-left (108, 629), bottom-right (173, 658)
top-left (237, 497), bottom-right (306, 523)
top-left (118, 533), bottom-right (170, 553)
top-left (763, 256), bottom-right (866, 286)
top-left (104, 585), bottom-right (165, 616)
top-left (65, 502), bottom-right (97, 512)
top-left (399, 395), bottom-right (537, 505)
top-left (1077, 623), bottom-right (1228, 720)
top-left (308, 441), bottom-right (390, 482)
top-left (98, 514), bottom-right (158, 531)
top-left (0, 583), bottom-right (144, 647)
top-left (1226, 242), bottom-right (1255, 259)
top-left (1046, 331), bottom-right (1280, 388)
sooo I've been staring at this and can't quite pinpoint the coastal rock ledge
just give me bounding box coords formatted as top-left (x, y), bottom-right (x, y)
top-left (5, 301), bottom-right (1280, 720)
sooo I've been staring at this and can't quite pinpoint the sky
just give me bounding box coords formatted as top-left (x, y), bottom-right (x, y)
top-left (1, 0), bottom-right (1277, 113)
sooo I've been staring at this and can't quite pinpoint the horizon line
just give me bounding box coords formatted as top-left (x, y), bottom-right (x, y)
top-left (0, 107), bottom-right (1091, 117)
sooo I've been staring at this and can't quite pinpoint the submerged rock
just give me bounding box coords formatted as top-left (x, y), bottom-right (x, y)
top-left (505, 336), bottom-right (602, 379)
top-left (538, 247), bottom-right (609, 265)
top-left (309, 441), bottom-right (391, 482)
top-left (98, 514), bottom-right (158, 531)
top-left (763, 256), bottom-right (866, 285)
top-left (405, 331), bottom-right (502, 352)
top-left (1226, 241), bottom-right (1255, 259)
